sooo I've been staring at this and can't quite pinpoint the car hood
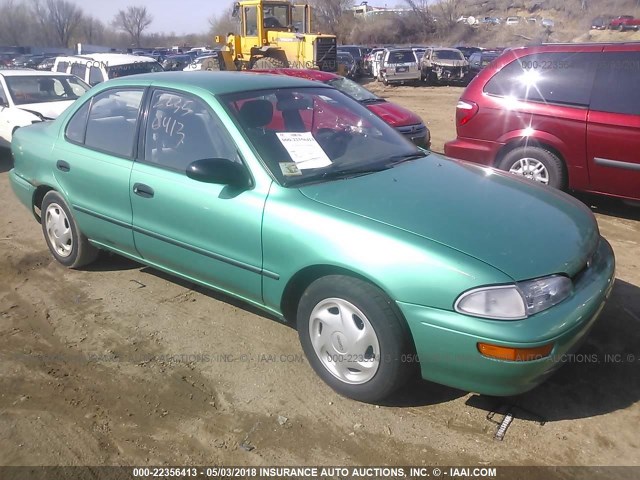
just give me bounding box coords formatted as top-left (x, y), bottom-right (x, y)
top-left (298, 155), bottom-right (599, 281)
top-left (365, 101), bottom-right (423, 127)
top-left (432, 59), bottom-right (468, 67)
top-left (17, 100), bottom-right (75, 120)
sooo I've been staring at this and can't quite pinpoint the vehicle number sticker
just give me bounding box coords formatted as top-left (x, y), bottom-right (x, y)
top-left (276, 132), bottom-right (332, 169)
top-left (279, 162), bottom-right (302, 176)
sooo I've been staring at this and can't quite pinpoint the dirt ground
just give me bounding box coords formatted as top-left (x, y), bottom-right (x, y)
top-left (1, 84), bottom-right (639, 471)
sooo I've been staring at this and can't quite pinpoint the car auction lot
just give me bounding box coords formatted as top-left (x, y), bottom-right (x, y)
top-left (0, 85), bottom-right (639, 468)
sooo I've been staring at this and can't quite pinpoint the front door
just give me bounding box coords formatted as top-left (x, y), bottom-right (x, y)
top-left (130, 89), bottom-right (265, 302)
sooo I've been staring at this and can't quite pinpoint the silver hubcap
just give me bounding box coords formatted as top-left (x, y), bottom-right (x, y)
top-left (509, 157), bottom-right (549, 184)
top-left (45, 203), bottom-right (73, 257)
top-left (308, 298), bottom-right (380, 385)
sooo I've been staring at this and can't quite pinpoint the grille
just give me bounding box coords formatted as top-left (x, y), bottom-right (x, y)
top-left (314, 37), bottom-right (337, 72)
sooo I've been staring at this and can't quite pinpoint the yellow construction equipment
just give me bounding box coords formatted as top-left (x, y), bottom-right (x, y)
top-left (214, 0), bottom-right (338, 72)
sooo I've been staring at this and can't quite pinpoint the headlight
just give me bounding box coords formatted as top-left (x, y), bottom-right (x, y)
top-left (455, 275), bottom-right (573, 320)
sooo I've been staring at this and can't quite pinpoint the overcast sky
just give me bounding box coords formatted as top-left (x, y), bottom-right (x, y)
top-left (82, 0), bottom-right (236, 35)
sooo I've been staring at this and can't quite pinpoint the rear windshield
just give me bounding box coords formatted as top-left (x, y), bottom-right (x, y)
top-left (106, 61), bottom-right (163, 79)
top-left (433, 50), bottom-right (465, 61)
top-left (387, 51), bottom-right (416, 64)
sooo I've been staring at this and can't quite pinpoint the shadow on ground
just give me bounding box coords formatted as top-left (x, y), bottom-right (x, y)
top-left (0, 147), bottom-right (12, 174)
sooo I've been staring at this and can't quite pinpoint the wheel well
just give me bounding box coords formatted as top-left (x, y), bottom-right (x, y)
top-left (280, 266), bottom-right (393, 326)
top-left (495, 138), bottom-right (567, 177)
top-left (32, 185), bottom-right (54, 223)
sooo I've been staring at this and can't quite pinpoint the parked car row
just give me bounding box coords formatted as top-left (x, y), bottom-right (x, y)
top-left (368, 47), bottom-right (473, 86)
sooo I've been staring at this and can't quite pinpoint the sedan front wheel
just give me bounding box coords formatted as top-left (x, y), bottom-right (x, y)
top-left (297, 275), bottom-right (415, 403)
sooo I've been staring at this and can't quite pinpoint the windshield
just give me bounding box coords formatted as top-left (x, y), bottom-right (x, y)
top-left (106, 61), bottom-right (163, 79)
top-left (326, 77), bottom-right (378, 102)
top-left (222, 87), bottom-right (422, 186)
top-left (433, 50), bottom-right (465, 61)
top-left (5, 75), bottom-right (90, 105)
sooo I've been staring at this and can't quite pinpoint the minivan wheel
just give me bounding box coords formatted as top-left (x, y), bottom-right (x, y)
top-left (498, 146), bottom-right (565, 189)
top-left (297, 275), bottom-right (414, 403)
top-left (41, 191), bottom-right (99, 268)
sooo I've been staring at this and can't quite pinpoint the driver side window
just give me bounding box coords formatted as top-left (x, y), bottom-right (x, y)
top-left (144, 89), bottom-right (240, 173)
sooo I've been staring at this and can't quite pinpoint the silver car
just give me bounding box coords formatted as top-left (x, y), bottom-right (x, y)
top-left (381, 49), bottom-right (421, 85)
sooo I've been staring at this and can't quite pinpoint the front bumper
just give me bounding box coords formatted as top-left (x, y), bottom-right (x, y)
top-left (397, 237), bottom-right (615, 396)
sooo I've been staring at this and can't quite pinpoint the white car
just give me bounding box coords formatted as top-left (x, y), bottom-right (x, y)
top-left (0, 70), bottom-right (90, 148)
top-left (53, 53), bottom-right (163, 86)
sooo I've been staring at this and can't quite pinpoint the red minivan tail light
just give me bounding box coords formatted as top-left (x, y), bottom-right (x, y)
top-left (456, 100), bottom-right (479, 126)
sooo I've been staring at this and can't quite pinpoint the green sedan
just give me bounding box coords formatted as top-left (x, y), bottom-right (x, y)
top-left (9, 72), bottom-right (615, 402)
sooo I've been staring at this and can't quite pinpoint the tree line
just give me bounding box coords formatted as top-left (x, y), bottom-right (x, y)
top-left (0, 0), bottom-right (210, 49)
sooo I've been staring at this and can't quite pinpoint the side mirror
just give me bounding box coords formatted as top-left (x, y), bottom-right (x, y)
top-left (186, 158), bottom-right (250, 188)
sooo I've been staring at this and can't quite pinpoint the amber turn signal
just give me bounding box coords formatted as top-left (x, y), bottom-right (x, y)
top-left (477, 342), bottom-right (554, 361)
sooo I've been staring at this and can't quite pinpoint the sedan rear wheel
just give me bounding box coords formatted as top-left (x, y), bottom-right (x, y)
top-left (297, 275), bottom-right (415, 403)
top-left (41, 191), bottom-right (99, 268)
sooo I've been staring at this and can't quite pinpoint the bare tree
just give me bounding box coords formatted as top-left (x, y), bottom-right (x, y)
top-left (208, 5), bottom-right (238, 38)
top-left (0, 0), bottom-right (32, 45)
top-left (82, 16), bottom-right (106, 45)
top-left (46, 0), bottom-right (83, 47)
top-left (435, 0), bottom-right (463, 26)
top-left (112, 5), bottom-right (153, 47)
top-left (309, 0), bottom-right (354, 35)
top-left (404, 0), bottom-right (438, 39)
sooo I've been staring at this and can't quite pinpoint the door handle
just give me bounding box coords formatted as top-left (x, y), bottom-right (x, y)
top-left (56, 160), bottom-right (70, 172)
top-left (133, 183), bottom-right (154, 198)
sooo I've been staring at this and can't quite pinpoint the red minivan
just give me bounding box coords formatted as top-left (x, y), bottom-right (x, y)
top-left (249, 68), bottom-right (430, 149)
top-left (444, 43), bottom-right (640, 202)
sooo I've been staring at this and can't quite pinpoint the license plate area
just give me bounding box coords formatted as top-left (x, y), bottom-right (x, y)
top-left (395, 66), bottom-right (408, 73)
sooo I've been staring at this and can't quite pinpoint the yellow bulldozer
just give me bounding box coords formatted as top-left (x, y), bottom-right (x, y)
top-left (213, 0), bottom-right (338, 72)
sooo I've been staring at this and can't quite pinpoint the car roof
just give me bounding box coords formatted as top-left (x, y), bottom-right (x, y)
top-left (249, 68), bottom-right (339, 82)
top-left (0, 70), bottom-right (75, 77)
top-left (58, 53), bottom-right (157, 65)
top-left (102, 71), bottom-right (329, 95)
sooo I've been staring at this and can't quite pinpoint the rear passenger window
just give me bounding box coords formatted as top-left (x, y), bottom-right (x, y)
top-left (65, 101), bottom-right (90, 144)
top-left (88, 66), bottom-right (104, 86)
top-left (484, 52), bottom-right (598, 107)
top-left (70, 63), bottom-right (87, 80)
top-left (144, 90), bottom-right (240, 172)
top-left (590, 52), bottom-right (640, 115)
top-left (83, 89), bottom-right (144, 157)
top-left (56, 61), bottom-right (69, 73)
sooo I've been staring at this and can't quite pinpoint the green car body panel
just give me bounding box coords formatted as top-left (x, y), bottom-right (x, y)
top-left (9, 72), bottom-right (615, 397)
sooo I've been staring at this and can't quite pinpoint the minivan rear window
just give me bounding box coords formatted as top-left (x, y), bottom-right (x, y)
top-left (484, 52), bottom-right (599, 107)
top-left (387, 51), bottom-right (415, 64)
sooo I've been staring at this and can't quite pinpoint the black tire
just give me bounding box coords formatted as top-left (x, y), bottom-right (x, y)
top-left (498, 145), bottom-right (566, 189)
top-left (252, 55), bottom-right (289, 69)
top-left (297, 275), bottom-right (415, 403)
top-left (40, 191), bottom-right (99, 268)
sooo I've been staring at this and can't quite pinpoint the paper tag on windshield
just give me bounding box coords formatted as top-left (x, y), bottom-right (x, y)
top-left (279, 162), bottom-right (302, 176)
top-left (276, 132), bottom-right (332, 170)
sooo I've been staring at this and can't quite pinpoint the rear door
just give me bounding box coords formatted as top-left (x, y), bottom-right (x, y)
top-left (586, 46), bottom-right (640, 200)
